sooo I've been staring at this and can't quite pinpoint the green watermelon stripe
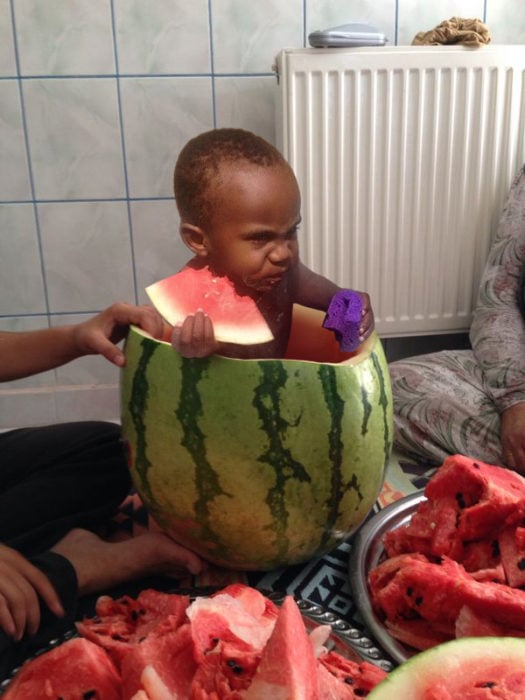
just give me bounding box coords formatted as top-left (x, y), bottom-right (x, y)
top-left (127, 338), bottom-right (158, 501)
top-left (371, 350), bottom-right (392, 464)
top-left (317, 365), bottom-right (347, 544)
top-left (176, 357), bottom-right (231, 542)
top-left (253, 362), bottom-right (311, 561)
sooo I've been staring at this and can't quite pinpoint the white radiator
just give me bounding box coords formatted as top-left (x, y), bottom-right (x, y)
top-left (274, 46), bottom-right (525, 337)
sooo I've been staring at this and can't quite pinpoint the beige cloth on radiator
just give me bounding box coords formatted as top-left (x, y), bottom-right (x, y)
top-left (412, 17), bottom-right (491, 47)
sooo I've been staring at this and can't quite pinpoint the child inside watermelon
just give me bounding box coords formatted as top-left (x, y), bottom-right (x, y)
top-left (0, 302), bottom-right (203, 679)
top-left (156, 128), bottom-right (374, 359)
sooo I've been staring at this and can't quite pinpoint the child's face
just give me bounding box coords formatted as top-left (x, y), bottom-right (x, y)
top-left (203, 162), bottom-right (301, 294)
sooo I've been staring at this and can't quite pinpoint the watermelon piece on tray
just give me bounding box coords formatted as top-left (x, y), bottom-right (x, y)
top-left (146, 261), bottom-right (274, 345)
top-left (242, 595), bottom-right (318, 700)
top-left (1, 637), bottom-right (121, 700)
top-left (3, 583), bottom-right (388, 699)
top-left (425, 454), bottom-right (525, 541)
top-left (76, 588), bottom-right (189, 667)
top-left (120, 624), bottom-right (197, 699)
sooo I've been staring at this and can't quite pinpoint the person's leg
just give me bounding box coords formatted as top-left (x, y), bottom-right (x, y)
top-left (0, 421), bottom-right (131, 557)
top-left (390, 350), bottom-right (502, 465)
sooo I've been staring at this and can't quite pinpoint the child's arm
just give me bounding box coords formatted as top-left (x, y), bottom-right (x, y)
top-left (294, 262), bottom-right (374, 344)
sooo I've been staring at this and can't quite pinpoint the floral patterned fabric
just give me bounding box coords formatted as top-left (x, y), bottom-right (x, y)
top-left (390, 165), bottom-right (525, 465)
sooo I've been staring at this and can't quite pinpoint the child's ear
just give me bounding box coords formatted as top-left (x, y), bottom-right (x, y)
top-left (180, 223), bottom-right (210, 257)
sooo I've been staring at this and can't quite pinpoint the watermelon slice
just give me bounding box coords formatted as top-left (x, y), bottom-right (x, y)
top-left (242, 595), bottom-right (318, 699)
top-left (146, 262), bottom-right (274, 345)
top-left (367, 637), bottom-right (525, 699)
top-left (120, 623), bottom-right (197, 699)
top-left (76, 588), bottom-right (189, 667)
top-left (1, 637), bottom-right (121, 700)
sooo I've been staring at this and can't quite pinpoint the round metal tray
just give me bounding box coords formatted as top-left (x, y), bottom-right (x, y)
top-left (348, 491), bottom-right (427, 664)
top-left (0, 588), bottom-right (393, 692)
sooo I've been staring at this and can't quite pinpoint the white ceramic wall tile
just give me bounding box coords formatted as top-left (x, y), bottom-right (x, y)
top-left (120, 77), bottom-right (214, 198)
top-left (0, 315), bottom-right (55, 390)
top-left (397, 0), bottom-right (486, 46)
top-left (14, 0), bottom-right (115, 76)
top-left (114, 0), bottom-right (211, 74)
top-left (22, 78), bottom-right (125, 200)
top-left (38, 201), bottom-right (135, 313)
top-left (0, 81), bottom-right (32, 201)
top-left (52, 313), bottom-right (121, 386)
top-left (0, 204), bottom-right (46, 315)
top-left (0, 389), bottom-right (57, 429)
top-left (129, 200), bottom-right (190, 305)
top-left (306, 0), bottom-right (395, 45)
top-left (487, 0), bottom-right (525, 43)
top-left (214, 76), bottom-right (277, 146)
top-left (54, 385), bottom-right (120, 424)
top-left (211, 0), bottom-right (303, 73)
top-left (0, 0), bottom-right (16, 76)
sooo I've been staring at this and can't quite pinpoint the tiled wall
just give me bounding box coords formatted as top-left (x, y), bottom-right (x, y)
top-left (1, 0), bottom-right (524, 428)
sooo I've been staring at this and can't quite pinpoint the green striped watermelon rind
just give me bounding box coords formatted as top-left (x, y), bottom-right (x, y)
top-left (367, 636), bottom-right (525, 698)
top-left (121, 326), bottom-right (392, 571)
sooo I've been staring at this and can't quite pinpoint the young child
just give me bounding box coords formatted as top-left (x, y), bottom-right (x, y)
top-left (170, 128), bottom-right (373, 359)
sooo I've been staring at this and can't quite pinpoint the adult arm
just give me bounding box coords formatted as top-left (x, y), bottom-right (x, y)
top-left (0, 303), bottom-right (164, 382)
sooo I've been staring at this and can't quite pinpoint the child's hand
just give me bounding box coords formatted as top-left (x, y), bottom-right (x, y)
top-left (323, 289), bottom-right (375, 351)
top-left (356, 291), bottom-right (374, 340)
top-left (171, 310), bottom-right (221, 358)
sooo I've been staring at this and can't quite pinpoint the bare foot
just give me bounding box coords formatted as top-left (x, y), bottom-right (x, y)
top-left (51, 529), bottom-right (204, 596)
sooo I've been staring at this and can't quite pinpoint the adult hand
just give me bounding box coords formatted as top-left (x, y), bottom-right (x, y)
top-left (0, 545), bottom-right (64, 640)
top-left (170, 311), bottom-right (220, 358)
top-left (500, 402), bottom-right (525, 474)
top-left (73, 303), bottom-right (164, 367)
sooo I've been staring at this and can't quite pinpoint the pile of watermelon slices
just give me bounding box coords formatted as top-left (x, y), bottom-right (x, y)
top-left (369, 454), bottom-right (525, 651)
top-left (2, 583), bottom-right (386, 699)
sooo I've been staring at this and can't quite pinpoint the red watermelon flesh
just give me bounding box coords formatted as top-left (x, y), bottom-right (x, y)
top-left (1, 637), bottom-right (121, 700)
top-left (186, 590), bottom-right (278, 662)
top-left (76, 588), bottom-right (189, 667)
top-left (425, 455), bottom-right (525, 540)
top-left (191, 641), bottom-right (262, 697)
top-left (145, 262), bottom-right (274, 345)
top-left (454, 605), bottom-right (525, 639)
top-left (384, 618), bottom-right (451, 651)
top-left (370, 551), bottom-right (525, 650)
top-left (318, 650), bottom-right (388, 699)
top-left (498, 524), bottom-right (525, 588)
top-left (461, 539), bottom-right (505, 583)
top-left (120, 623), bottom-right (197, 699)
top-left (242, 595), bottom-right (318, 700)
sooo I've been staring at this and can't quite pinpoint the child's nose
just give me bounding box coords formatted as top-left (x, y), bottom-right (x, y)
top-left (269, 240), bottom-right (294, 263)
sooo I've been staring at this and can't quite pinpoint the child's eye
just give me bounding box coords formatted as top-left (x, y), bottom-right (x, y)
top-left (249, 233), bottom-right (272, 246)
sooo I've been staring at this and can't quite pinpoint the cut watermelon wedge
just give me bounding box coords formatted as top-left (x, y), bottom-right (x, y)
top-left (243, 595), bottom-right (318, 699)
top-left (146, 263), bottom-right (273, 345)
top-left (1, 637), bottom-right (121, 700)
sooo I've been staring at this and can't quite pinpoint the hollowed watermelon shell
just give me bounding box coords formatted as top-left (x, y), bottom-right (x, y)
top-left (120, 305), bottom-right (392, 570)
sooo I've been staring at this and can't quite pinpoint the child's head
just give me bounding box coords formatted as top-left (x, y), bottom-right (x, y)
top-left (175, 128), bottom-right (290, 227)
top-left (174, 128), bottom-right (301, 294)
